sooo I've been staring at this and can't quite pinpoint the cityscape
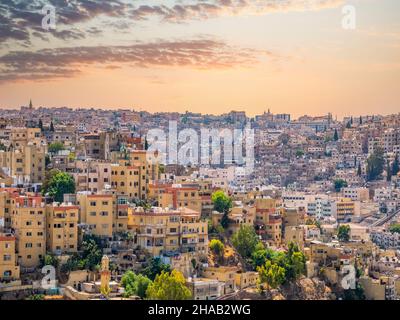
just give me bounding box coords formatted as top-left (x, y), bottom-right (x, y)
top-left (0, 0), bottom-right (400, 305)
top-left (0, 105), bottom-right (399, 300)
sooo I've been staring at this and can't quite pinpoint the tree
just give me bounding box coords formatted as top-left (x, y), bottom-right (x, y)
top-left (366, 147), bottom-right (384, 181)
top-left (333, 128), bottom-right (339, 141)
top-left (338, 225), bottom-right (351, 242)
top-left (232, 225), bottom-right (259, 258)
top-left (285, 242), bottom-right (306, 281)
top-left (359, 116), bottom-right (362, 125)
top-left (357, 162), bottom-right (362, 176)
top-left (121, 271), bottom-right (152, 299)
top-left (392, 156), bottom-right (399, 176)
top-left (48, 142), bottom-right (65, 154)
top-left (386, 159), bottom-right (392, 181)
top-left (143, 257), bottom-right (171, 281)
top-left (50, 121), bottom-right (55, 132)
top-left (211, 190), bottom-right (232, 229)
top-left (41, 254), bottom-right (59, 268)
top-left (257, 260), bottom-right (285, 289)
top-left (146, 270), bottom-right (192, 300)
top-left (81, 236), bottom-right (103, 271)
top-left (296, 150), bottom-right (304, 158)
top-left (334, 179), bottom-right (348, 192)
top-left (144, 137), bottom-right (149, 150)
top-left (251, 242), bottom-right (271, 268)
top-left (209, 239), bottom-right (224, 256)
top-left (39, 118), bottom-right (43, 131)
top-left (279, 133), bottom-right (290, 145)
top-left (42, 170), bottom-right (75, 202)
top-left (389, 224), bottom-right (400, 234)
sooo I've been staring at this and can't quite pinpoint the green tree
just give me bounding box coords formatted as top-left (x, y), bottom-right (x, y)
top-left (81, 236), bottom-right (103, 271)
top-left (296, 150), bottom-right (304, 157)
top-left (209, 239), bottom-right (224, 256)
top-left (357, 162), bottom-right (362, 176)
top-left (386, 159), bottom-right (392, 181)
top-left (42, 170), bottom-right (75, 202)
top-left (285, 242), bottom-right (306, 281)
top-left (366, 147), bottom-right (384, 181)
top-left (257, 260), bottom-right (285, 289)
top-left (389, 224), bottom-right (400, 234)
top-left (334, 179), bottom-right (348, 192)
top-left (146, 270), bottom-right (192, 300)
top-left (392, 156), bottom-right (399, 176)
top-left (211, 190), bottom-right (232, 229)
top-left (143, 257), bottom-right (171, 281)
top-left (338, 225), bottom-right (351, 242)
top-left (39, 118), bottom-right (43, 131)
top-left (232, 225), bottom-right (259, 258)
top-left (41, 254), bottom-right (59, 268)
top-left (333, 128), bottom-right (339, 141)
top-left (50, 121), bottom-right (55, 132)
top-left (251, 242), bottom-right (271, 268)
top-left (121, 271), bottom-right (152, 299)
top-left (48, 142), bottom-right (65, 154)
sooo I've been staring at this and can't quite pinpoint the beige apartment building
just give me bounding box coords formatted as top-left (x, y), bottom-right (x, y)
top-left (0, 144), bottom-right (46, 185)
top-left (77, 193), bottom-right (114, 238)
top-left (0, 233), bottom-right (20, 282)
top-left (46, 203), bottom-right (79, 254)
top-left (128, 207), bottom-right (208, 257)
top-left (10, 195), bottom-right (46, 268)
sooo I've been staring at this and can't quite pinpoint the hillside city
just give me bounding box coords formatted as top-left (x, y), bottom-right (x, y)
top-left (0, 101), bottom-right (400, 300)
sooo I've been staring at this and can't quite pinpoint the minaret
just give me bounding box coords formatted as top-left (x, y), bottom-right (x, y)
top-left (29, 99), bottom-right (33, 109)
top-left (100, 255), bottom-right (111, 294)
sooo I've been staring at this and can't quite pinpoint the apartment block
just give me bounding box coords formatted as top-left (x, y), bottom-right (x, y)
top-left (10, 195), bottom-right (46, 268)
top-left (46, 203), bottom-right (79, 254)
top-left (0, 233), bottom-right (20, 282)
top-left (128, 207), bottom-right (208, 257)
top-left (77, 193), bottom-right (114, 238)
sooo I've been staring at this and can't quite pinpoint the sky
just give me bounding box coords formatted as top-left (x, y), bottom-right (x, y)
top-left (0, 0), bottom-right (399, 118)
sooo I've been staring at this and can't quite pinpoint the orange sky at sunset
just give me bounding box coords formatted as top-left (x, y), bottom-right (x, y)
top-left (0, 0), bottom-right (399, 118)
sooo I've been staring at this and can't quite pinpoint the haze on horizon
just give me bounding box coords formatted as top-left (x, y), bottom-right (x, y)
top-left (0, 0), bottom-right (399, 118)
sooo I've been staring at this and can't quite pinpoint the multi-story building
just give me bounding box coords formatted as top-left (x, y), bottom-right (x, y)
top-left (10, 195), bottom-right (46, 268)
top-left (46, 203), bottom-right (79, 254)
top-left (77, 193), bottom-right (114, 238)
top-left (0, 144), bottom-right (46, 185)
top-left (128, 207), bottom-right (208, 257)
top-left (158, 185), bottom-right (202, 213)
top-left (334, 198), bottom-right (360, 222)
top-left (0, 233), bottom-right (20, 282)
top-left (342, 187), bottom-right (370, 202)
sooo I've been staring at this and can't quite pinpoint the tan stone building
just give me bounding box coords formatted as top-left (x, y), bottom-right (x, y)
top-left (0, 233), bottom-right (20, 281)
top-left (46, 203), bottom-right (79, 254)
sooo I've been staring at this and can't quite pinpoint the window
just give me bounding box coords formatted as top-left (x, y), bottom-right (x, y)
top-left (3, 254), bottom-right (12, 261)
top-left (90, 201), bottom-right (96, 206)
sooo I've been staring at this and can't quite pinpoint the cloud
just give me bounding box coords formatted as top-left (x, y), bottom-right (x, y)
top-left (0, 38), bottom-right (276, 83)
top-left (0, 0), bottom-right (130, 44)
top-left (130, 0), bottom-right (347, 23)
top-left (0, 0), bottom-right (347, 44)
